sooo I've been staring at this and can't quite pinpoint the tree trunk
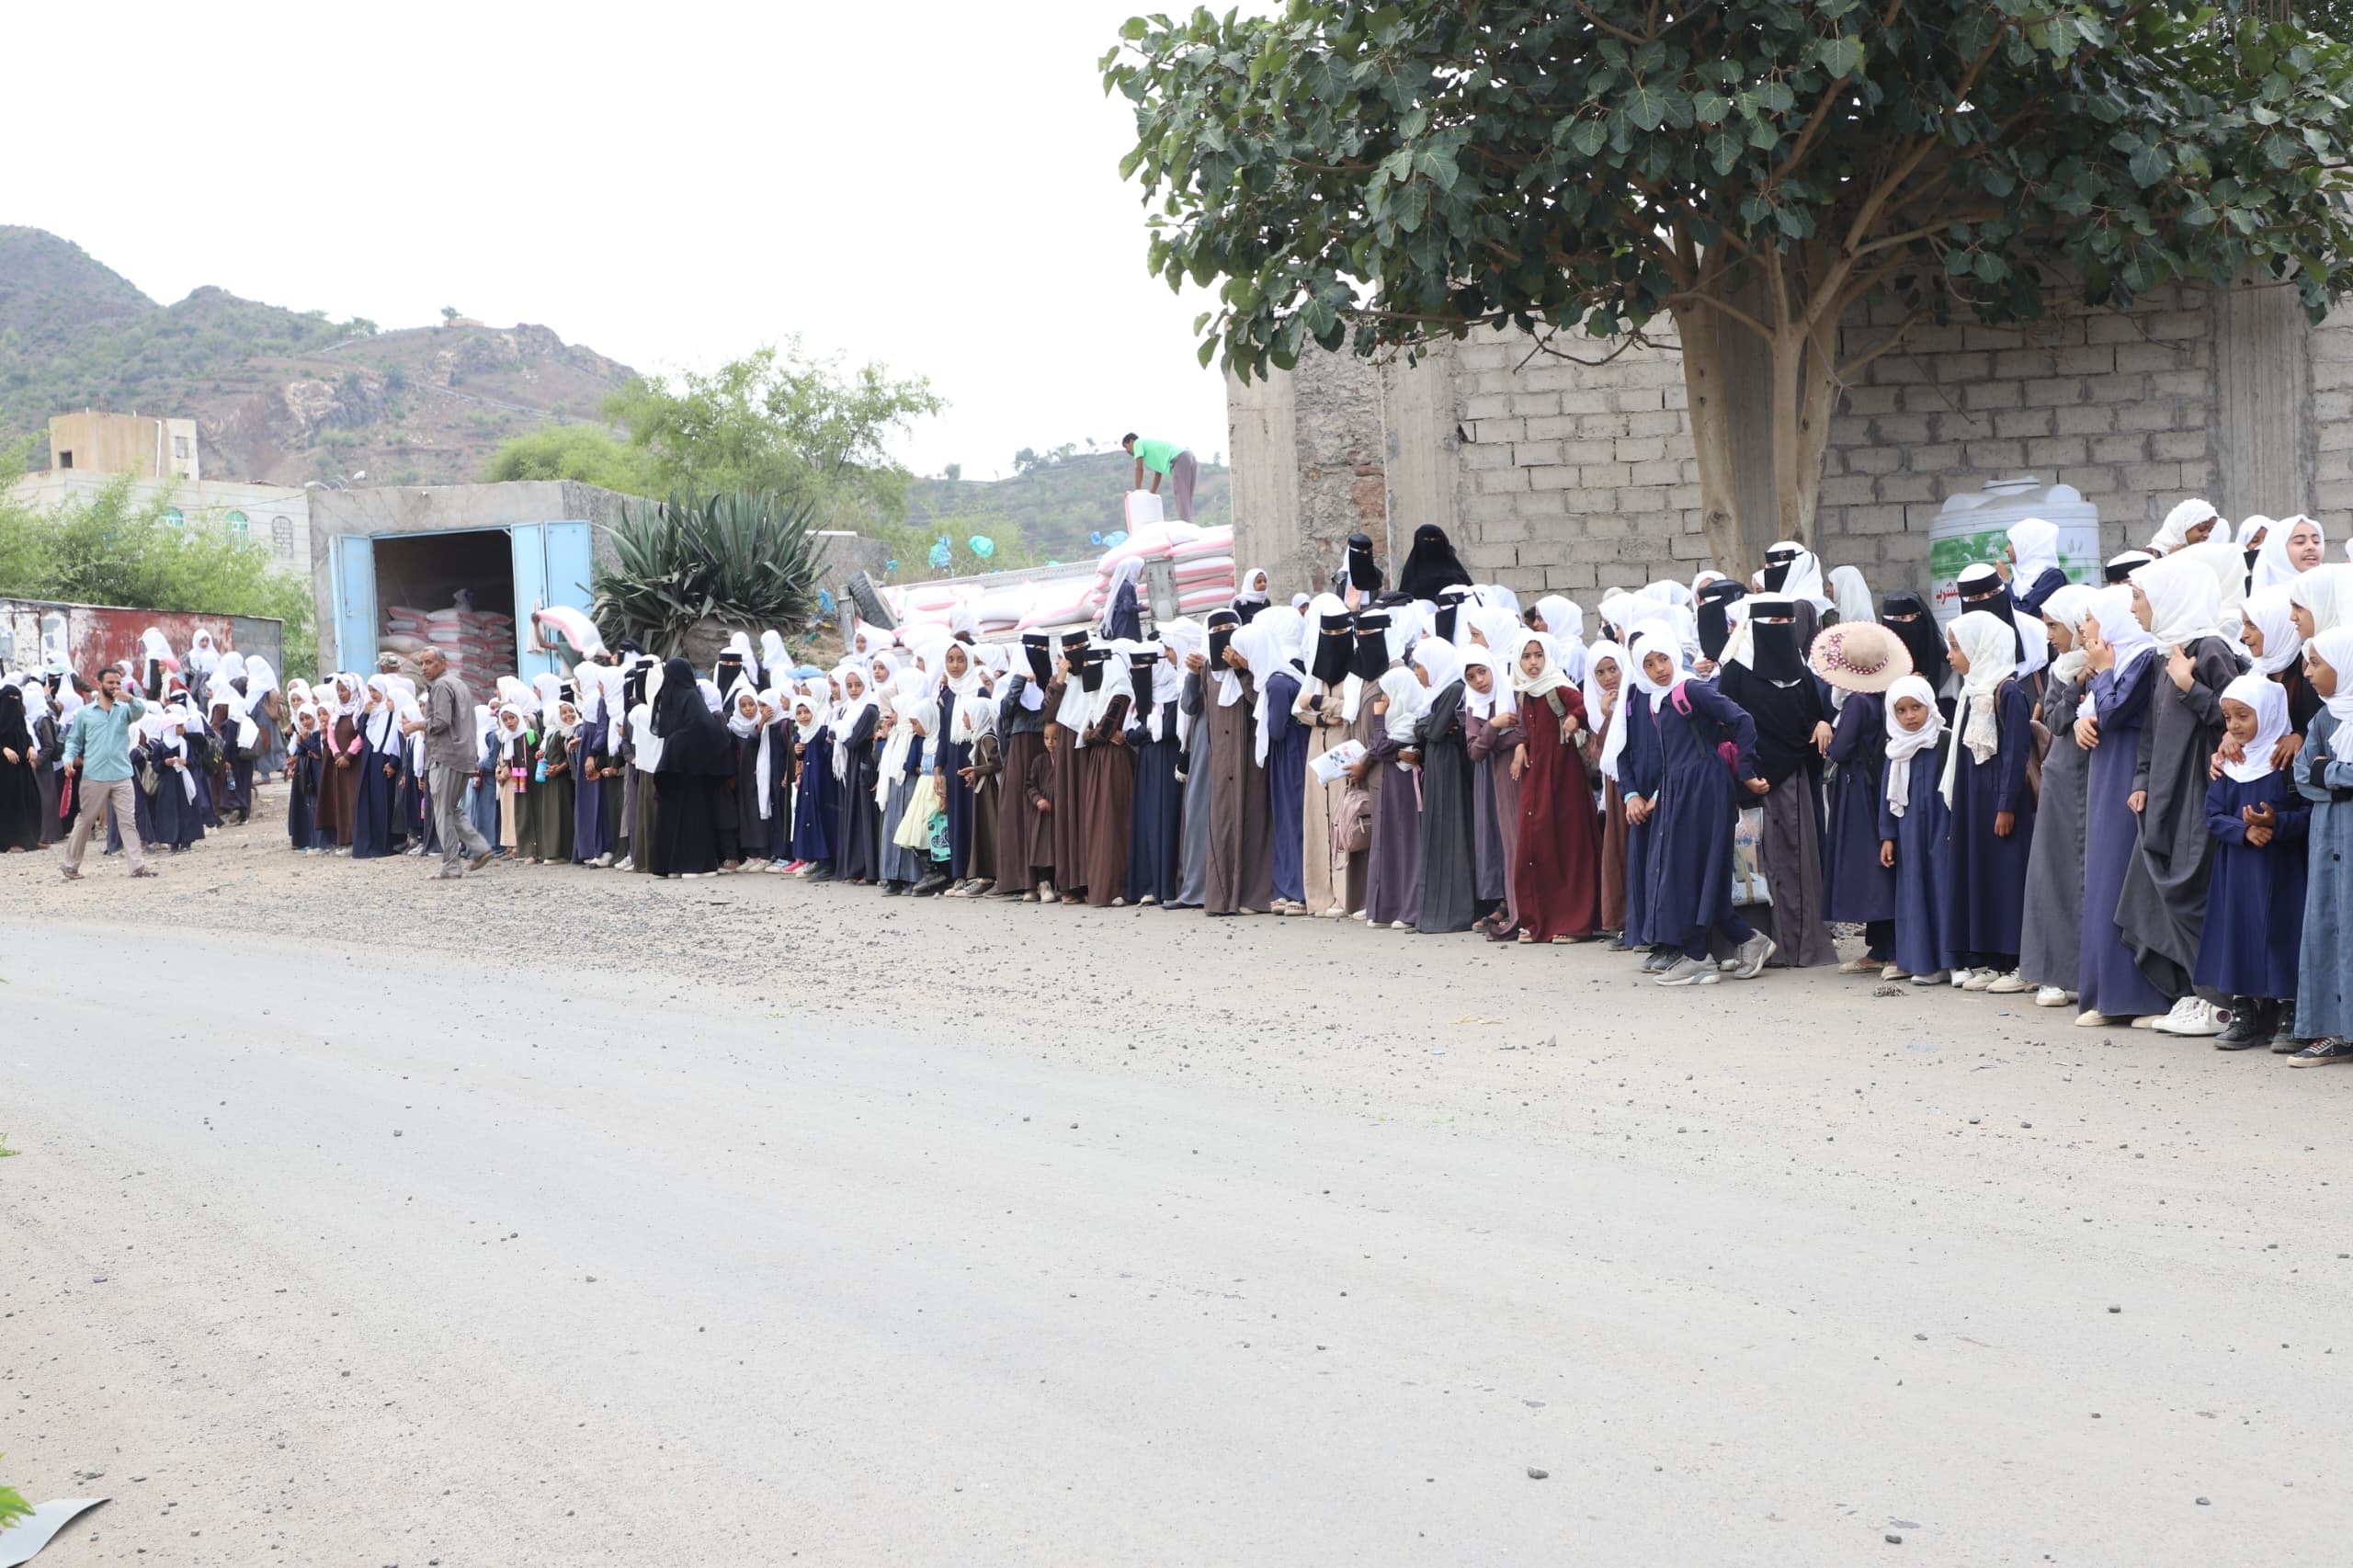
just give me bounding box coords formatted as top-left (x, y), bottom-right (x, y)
top-left (1672, 301), bottom-right (1751, 579)
top-left (1768, 327), bottom-right (1839, 548)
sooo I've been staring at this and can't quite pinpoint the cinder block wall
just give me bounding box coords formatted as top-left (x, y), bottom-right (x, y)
top-left (1233, 281), bottom-right (2345, 603)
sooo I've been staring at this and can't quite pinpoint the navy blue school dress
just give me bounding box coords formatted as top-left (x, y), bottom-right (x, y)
top-left (1641, 679), bottom-right (1758, 950)
top-left (2078, 656), bottom-right (2174, 1017)
top-left (2192, 769), bottom-right (2308, 1001)
top-left (1939, 679), bottom-right (2036, 968)
top-left (1877, 737), bottom-right (1952, 977)
top-left (1822, 692), bottom-right (1896, 925)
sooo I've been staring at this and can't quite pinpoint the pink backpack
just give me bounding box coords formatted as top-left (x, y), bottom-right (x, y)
top-left (1666, 681), bottom-right (1742, 776)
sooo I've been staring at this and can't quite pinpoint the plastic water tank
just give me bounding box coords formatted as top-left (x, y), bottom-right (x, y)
top-left (1927, 476), bottom-right (2100, 623)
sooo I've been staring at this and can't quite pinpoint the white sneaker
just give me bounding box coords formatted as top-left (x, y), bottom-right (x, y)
top-left (1836, 956), bottom-right (1881, 975)
top-left (1911, 970), bottom-right (1949, 986)
top-left (1987, 971), bottom-right (2029, 994)
top-left (2130, 1014), bottom-right (2158, 1029)
top-left (1390, 919), bottom-right (1412, 930)
top-left (2075, 1009), bottom-right (2117, 1028)
top-left (2034, 985), bottom-right (2075, 1007)
top-left (1654, 954), bottom-right (1722, 986)
top-left (1962, 971), bottom-right (1998, 992)
top-left (1949, 968), bottom-right (1976, 988)
top-left (1881, 963), bottom-right (1904, 981)
top-left (614, 858), bottom-right (634, 872)
top-left (1038, 884), bottom-right (1059, 904)
top-left (2154, 997), bottom-right (2225, 1038)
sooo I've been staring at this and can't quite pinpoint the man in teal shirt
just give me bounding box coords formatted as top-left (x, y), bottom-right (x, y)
top-left (1122, 432), bottom-right (1198, 521)
top-left (60, 665), bottom-right (154, 880)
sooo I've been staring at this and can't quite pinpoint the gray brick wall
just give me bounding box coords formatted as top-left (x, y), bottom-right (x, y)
top-left (1238, 282), bottom-right (2347, 607)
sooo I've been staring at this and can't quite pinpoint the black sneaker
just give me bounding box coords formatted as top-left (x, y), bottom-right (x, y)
top-left (2286, 1039), bottom-right (2353, 1068)
top-left (2271, 1023), bottom-right (2302, 1054)
top-left (2215, 1003), bottom-right (2270, 1051)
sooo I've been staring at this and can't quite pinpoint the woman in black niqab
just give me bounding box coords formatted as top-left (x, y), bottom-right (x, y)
top-left (1878, 591), bottom-right (1950, 697)
top-left (1696, 577), bottom-right (1746, 662)
top-left (648, 656), bottom-right (730, 876)
top-left (0, 684), bottom-right (43, 852)
top-left (1396, 524), bottom-right (1472, 602)
top-left (1342, 532), bottom-right (1383, 600)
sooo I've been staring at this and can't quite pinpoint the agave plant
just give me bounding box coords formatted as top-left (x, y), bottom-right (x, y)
top-left (592, 490), bottom-right (823, 656)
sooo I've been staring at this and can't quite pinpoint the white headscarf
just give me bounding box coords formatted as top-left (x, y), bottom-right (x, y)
top-left (1461, 646), bottom-right (1509, 721)
top-left (186, 631), bottom-right (220, 676)
top-left (1580, 637), bottom-right (1628, 775)
top-left (2131, 551), bottom-right (2224, 646)
top-left (2006, 518), bottom-right (2060, 587)
top-left (758, 629), bottom-right (790, 679)
top-left (1532, 596), bottom-right (1583, 644)
top-left (1376, 665), bottom-right (1428, 749)
top-left (875, 671), bottom-right (931, 797)
top-left (1881, 674), bottom-right (1945, 818)
top-left (2310, 627), bottom-right (2353, 728)
top-left (2083, 585), bottom-right (2158, 678)
top-left (2253, 515), bottom-right (2325, 593)
top-left (830, 668), bottom-right (876, 781)
top-left (2218, 672), bottom-right (2290, 785)
top-left (2040, 583), bottom-right (2098, 685)
top-left (1509, 627), bottom-right (1574, 705)
top-left (1100, 557), bottom-right (1145, 633)
top-left (2151, 497), bottom-right (2221, 553)
top-left (2289, 562), bottom-right (2353, 636)
top-left (1411, 633), bottom-right (1462, 699)
top-left (1229, 619), bottom-right (1293, 763)
top-left (1235, 566), bottom-right (1271, 611)
top-left (2239, 586), bottom-right (2302, 676)
top-left (1938, 610), bottom-right (2018, 804)
top-left (1827, 564), bottom-right (1875, 626)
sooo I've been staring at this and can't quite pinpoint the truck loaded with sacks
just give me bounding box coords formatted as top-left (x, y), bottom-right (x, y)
top-left (876, 491), bottom-right (1237, 639)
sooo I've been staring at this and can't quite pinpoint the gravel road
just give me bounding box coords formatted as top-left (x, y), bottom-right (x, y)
top-left (2, 798), bottom-right (2347, 1565)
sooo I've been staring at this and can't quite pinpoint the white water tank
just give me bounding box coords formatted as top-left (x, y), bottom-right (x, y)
top-left (1927, 475), bottom-right (2100, 624)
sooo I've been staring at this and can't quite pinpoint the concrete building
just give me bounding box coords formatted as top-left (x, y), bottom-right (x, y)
top-left (9, 411), bottom-right (313, 579)
top-left (1229, 278), bottom-right (2339, 604)
top-left (47, 410), bottom-right (200, 481)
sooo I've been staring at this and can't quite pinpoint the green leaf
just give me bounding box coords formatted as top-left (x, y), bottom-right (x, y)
top-left (2129, 144), bottom-right (2169, 187)
top-left (1706, 127), bottom-right (1741, 176)
top-left (1817, 35), bottom-right (1864, 78)
top-left (1692, 89), bottom-right (1730, 125)
top-left (1568, 117), bottom-right (1608, 157)
top-left (1624, 82), bottom-right (1668, 132)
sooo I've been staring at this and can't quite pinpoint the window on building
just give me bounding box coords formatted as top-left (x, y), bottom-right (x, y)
top-left (174, 437), bottom-right (190, 460)
top-left (58, 450), bottom-right (73, 469)
top-left (225, 510), bottom-right (249, 536)
top-left (161, 507), bottom-right (186, 531)
top-left (271, 516), bottom-right (294, 559)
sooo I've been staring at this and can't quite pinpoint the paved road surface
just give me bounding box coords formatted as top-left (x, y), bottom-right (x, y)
top-left (2, 832), bottom-right (2348, 1564)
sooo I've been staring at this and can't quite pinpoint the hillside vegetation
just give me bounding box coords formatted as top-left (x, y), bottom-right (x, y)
top-left (0, 226), bottom-right (635, 487)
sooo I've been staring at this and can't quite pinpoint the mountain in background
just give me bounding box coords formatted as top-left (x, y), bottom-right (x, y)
top-left (902, 449), bottom-right (1230, 563)
top-left (0, 225), bottom-right (636, 487)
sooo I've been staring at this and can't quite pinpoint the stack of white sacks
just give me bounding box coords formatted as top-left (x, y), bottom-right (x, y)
top-left (378, 603), bottom-right (517, 702)
top-left (881, 493), bottom-right (1237, 638)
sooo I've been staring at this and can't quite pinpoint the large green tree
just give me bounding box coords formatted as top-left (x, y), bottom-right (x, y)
top-left (602, 340), bottom-right (945, 530)
top-left (480, 423), bottom-right (658, 494)
top-left (1106, 1), bottom-right (2353, 569)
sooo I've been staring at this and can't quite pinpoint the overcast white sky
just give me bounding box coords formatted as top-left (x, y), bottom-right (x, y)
top-left (12, 0), bottom-right (1237, 481)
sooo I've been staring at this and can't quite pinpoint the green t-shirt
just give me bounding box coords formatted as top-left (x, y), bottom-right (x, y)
top-left (1131, 437), bottom-right (1184, 477)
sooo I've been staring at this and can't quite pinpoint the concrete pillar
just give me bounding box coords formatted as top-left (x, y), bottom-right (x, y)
top-left (2216, 280), bottom-right (2310, 519)
top-left (1225, 366), bottom-right (1305, 595)
top-left (1381, 345), bottom-right (1460, 567)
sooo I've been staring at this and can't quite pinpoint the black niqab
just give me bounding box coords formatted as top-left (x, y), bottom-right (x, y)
top-left (1879, 591), bottom-right (1949, 692)
top-left (1311, 611), bottom-right (1354, 686)
top-left (1022, 633), bottom-right (1053, 684)
top-left (1206, 609), bottom-right (1238, 667)
top-left (1957, 563), bottom-right (2026, 660)
top-left (1696, 578), bottom-right (1745, 660)
top-left (1344, 532), bottom-right (1383, 597)
top-left (650, 656), bottom-right (732, 776)
top-left (1130, 651), bottom-right (1156, 714)
top-left (1396, 525), bottom-right (1471, 602)
top-left (1349, 613), bottom-right (1391, 682)
top-left (0, 684), bottom-right (31, 753)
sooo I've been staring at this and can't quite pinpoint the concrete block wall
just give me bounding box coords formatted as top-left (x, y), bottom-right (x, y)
top-left (1237, 278), bottom-right (2347, 608)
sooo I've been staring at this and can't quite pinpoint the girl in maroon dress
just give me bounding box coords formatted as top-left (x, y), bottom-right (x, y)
top-left (1507, 630), bottom-right (1603, 943)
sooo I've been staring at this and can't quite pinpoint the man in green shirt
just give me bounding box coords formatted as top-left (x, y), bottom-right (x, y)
top-left (1122, 432), bottom-right (1198, 521)
top-left (60, 665), bottom-right (154, 880)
